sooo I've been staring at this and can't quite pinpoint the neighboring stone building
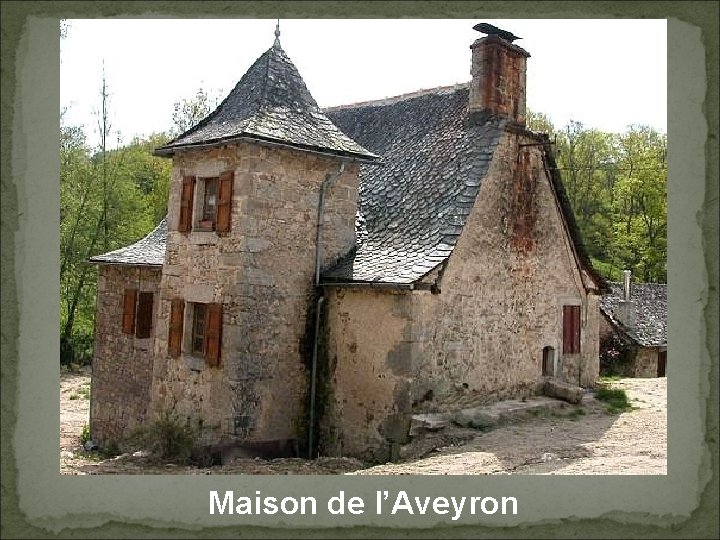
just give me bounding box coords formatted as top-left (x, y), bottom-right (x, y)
top-left (599, 271), bottom-right (667, 378)
top-left (89, 25), bottom-right (605, 462)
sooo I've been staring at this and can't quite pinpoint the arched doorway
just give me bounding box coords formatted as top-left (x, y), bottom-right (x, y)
top-left (542, 346), bottom-right (555, 377)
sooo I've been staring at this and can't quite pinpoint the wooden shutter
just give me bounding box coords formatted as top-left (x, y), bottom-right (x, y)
top-left (122, 289), bottom-right (137, 334)
top-left (216, 171), bottom-right (233, 234)
top-left (563, 305), bottom-right (581, 354)
top-left (179, 175), bottom-right (196, 232)
top-left (204, 303), bottom-right (223, 367)
top-left (168, 299), bottom-right (185, 358)
top-left (135, 292), bottom-right (154, 339)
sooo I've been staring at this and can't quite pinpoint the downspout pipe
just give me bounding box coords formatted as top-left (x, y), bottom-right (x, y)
top-left (308, 162), bottom-right (346, 459)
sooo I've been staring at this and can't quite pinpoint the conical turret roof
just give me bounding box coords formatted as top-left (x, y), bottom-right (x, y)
top-left (155, 40), bottom-right (377, 161)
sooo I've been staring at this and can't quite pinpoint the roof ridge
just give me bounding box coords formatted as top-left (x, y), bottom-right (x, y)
top-left (324, 82), bottom-right (470, 112)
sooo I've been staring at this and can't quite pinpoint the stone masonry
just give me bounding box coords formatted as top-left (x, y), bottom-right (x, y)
top-left (150, 142), bottom-right (359, 448)
top-left (91, 265), bottom-right (161, 447)
top-left (322, 129), bottom-right (600, 460)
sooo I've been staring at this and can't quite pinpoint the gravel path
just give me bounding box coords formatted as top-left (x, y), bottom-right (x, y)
top-left (60, 375), bottom-right (666, 476)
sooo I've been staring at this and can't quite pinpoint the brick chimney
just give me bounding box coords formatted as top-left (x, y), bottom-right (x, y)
top-left (468, 34), bottom-right (530, 125)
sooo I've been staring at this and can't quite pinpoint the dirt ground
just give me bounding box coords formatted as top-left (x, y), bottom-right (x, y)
top-left (60, 372), bottom-right (666, 475)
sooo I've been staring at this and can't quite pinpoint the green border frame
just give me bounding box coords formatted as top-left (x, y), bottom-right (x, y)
top-left (2, 2), bottom-right (718, 538)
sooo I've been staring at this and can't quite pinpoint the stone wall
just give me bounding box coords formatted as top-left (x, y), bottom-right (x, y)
top-left (321, 288), bottom-right (414, 461)
top-left (151, 142), bottom-right (359, 448)
top-left (91, 265), bottom-right (162, 447)
top-left (323, 129), bottom-right (601, 459)
top-left (634, 347), bottom-right (661, 377)
top-left (410, 130), bottom-right (600, 397)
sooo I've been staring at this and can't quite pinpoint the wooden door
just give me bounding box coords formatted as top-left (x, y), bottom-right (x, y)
top-left (657, 350), bottom-right (667, 377)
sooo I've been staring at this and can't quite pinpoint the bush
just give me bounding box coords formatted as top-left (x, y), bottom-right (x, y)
top-left (595, 387), bottom-right (633, 414)
top-left (60, 332), bottom-right (94, 366)
top-left (599, 333), bottom-right (634, 376)
top-left (80, 424), bottom-right (91, 446)
top-left (129, 410), bottom-right (197, 463)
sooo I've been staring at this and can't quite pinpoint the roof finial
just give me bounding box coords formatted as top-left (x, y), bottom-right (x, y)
top-left (274, 19), bottom-right (281, 48)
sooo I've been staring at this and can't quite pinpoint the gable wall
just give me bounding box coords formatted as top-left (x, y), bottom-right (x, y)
top-left (150, 142), bottom-right (359, 448)
top-left (91, 265), bottom-right (161, 447)
top-left (410, 130), bottom-right (600, 403)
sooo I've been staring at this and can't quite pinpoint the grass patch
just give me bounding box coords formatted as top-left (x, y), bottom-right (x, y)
top-left (78, 385), bottom-right (91, 400)
top-left (69, 394), bottom-right (79, 400)
top-left (569, 407), bottom-right (586, 420)
top-left (599, 375), bottom-right (623, 384)
top-left (595, 387), bottom-right (633, 414)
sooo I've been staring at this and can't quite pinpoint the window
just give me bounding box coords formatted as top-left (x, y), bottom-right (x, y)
top-left (167, 299), bottom-right (222, 368)
top-left (562, 305), bottom-right (581, 354)
top-left (200, 178), bottom-right (218, 225)
top-left (178, 171), bottom-right (233, 233)
top-left (121, 289), bottom-right (154, 338)
top-left (191, 303), bottom-right (207, 355)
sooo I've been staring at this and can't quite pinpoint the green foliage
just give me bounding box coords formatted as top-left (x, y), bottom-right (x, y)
top-left (78, 384), bottom-right (91, 400)
top-left (527, 110), bottom-right (667, 284)
top-left (171, 87), bottom-right (221, 136)
top-left (60, 114), bottom-right (171, 365)
top-left (595, 386), bottom-right (633, 414)
top-left (128, 410), bottom-right (197, 463)
top-left (60, 85), bottom-right (217, 366)
top-left (80, 423), bottom-right (91, 446)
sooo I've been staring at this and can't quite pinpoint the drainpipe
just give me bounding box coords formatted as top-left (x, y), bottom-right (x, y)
top-left (308, 162), bottom-right (346, 459)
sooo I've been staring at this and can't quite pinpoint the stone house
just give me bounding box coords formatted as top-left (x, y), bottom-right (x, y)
top-left (599, 271), bottom-right (667, 377)
top-left (88, 26), bottom-right (605, 461)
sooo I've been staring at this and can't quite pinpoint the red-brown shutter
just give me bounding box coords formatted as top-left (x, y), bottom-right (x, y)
top-left (204, 303), bottom-right (223, 367)
top-left (122, 289), bottom-right (137, 334)
top-left (216, 171), bottom-right (233, 234)
top-left (135, 292), bottom-right (154, 339)
top-left (563, 305), bottom-right (581, 354)
top-left (168, 299), bottom-right (185, 358)
top-left (179, 176), bottom-right (196, 232)
top-left (572, 306), bottom-right (581, 353)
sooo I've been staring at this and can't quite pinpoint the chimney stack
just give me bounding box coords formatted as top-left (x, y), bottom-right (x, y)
top-left (617, 270), bottom-right (636, 328)
top-left (622, 269), bottom-right (632, 302)
top-left (468, 31), bottom-right (530, 125)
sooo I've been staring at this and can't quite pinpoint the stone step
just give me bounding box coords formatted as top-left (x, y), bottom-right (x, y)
top-left (410, 396), bottom-right (572, 435)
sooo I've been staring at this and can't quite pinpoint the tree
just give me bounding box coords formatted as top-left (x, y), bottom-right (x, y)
top-left (526, 110), bottom-right (556, 135)
top-left (609, 126), bottom-right (667, 282)
top-left (170, 87), bottom-right (220, 136)
top-left (60, 76), bottom-right (173, 364)
top-left (555, 121), bottom-right (616, 265)
top-left (528, 111), bottom-right (667, 283)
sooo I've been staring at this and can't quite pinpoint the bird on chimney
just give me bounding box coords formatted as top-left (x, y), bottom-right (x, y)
top-left (473, 23), bottom-right (522, 43)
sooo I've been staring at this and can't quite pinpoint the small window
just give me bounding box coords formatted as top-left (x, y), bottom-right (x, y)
top-left (191, 303), bottom-right (207, 355)
top-left (121, 288), bottom-right (154, 338)
top-left (169, 301), bottom-right (223, 367)
top-left (201, 178), bottom-right (218, 223)
top-left (196, 177), bottom-right (219, 230)
top-left (563, 305), bottom-right (581, 354)
top-left (178, 172), bottom-right (233, 233)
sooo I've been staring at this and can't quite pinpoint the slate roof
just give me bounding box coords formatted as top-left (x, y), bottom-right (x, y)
top-left (600, 282), bottom-right (667, 347)
top-left (155, 41), bottom-right (376, 161)
top-left (321, 85), bottom-right (506, 284)
top-left (88, 218), bottom-right (167, 266)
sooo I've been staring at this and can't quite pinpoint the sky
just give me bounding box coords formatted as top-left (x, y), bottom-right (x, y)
top-left (60, 18), bottom-right (667, 150)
